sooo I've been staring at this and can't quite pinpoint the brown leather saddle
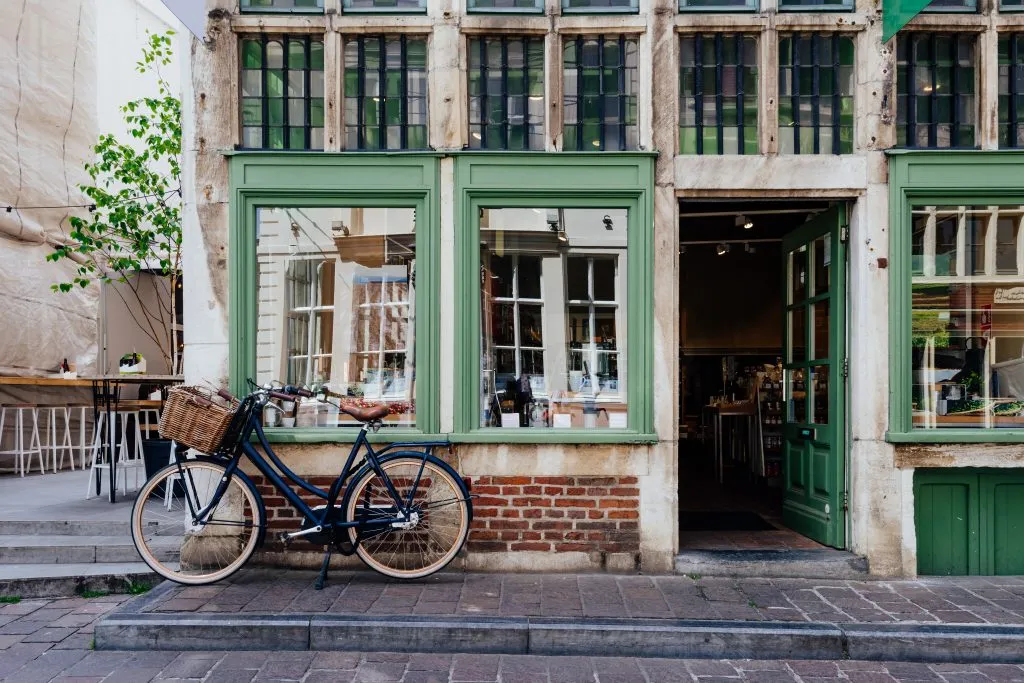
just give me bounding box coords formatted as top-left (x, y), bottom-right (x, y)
top-left (337, 401), bottom-right (390, 422)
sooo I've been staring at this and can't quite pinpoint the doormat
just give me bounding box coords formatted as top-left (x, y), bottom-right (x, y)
top-left (679, 511), bottom-right (776, 531)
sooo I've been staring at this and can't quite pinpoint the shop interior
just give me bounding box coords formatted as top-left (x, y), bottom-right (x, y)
top-left (677, 199), bottom-right (831, 551)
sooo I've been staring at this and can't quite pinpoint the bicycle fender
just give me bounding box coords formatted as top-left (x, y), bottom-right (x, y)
top-left (341, 451), bottom-right (473, 522)
top-left (187, 455), bottom-right (270, 549)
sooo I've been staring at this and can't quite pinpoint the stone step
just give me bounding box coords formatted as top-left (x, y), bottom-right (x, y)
top-left (0, 535), bottom-right (179, 564)
top-left (674, 548), bottom-right (870, 580)
top-left (0, 520), bottom-right (132, 537)
top-left (0, 562), bottom-right (159, 599)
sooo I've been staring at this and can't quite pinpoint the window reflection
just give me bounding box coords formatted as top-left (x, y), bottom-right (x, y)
top-left (480, 208), bottom-right (628, 429)
top-left (256, 207), bottom-right (416, 428)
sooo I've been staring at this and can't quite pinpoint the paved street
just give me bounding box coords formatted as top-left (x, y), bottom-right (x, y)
top-left (1, 593), bottom-right (1024, 682)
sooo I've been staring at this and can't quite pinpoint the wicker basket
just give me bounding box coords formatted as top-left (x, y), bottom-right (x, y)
top-left (158, 385), bottom-right (240, 454)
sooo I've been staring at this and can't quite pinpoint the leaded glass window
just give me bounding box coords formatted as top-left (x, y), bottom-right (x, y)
top-left (342, 0), bottom-right (426, 12)
top-left (468, 37), bottom-right (545, 150)
top-left (778, 33), bottom-right (855, 155)
top-left (778, 0), bottom-right (853, 11)
top-left (240, 36), bottom-right (325, 150)
top-left (241, 0), bottom-right (323, 12)
top-left (563, 37), bottom-right (639, 151)
top-left (680, 0), bottom-right (757, 11)
top-left (468, 0), bottom-right (544, 12)
top-left (896, 33), bottom-right (976, 148)
top-left (344, 36), bottom-right (428, 150)
top-left (679, 33), bottom-right (758, 155)
top-left (1000, 34), bottom-right (1024, 148)
top-left (562, 0), bottom-right (639, 12)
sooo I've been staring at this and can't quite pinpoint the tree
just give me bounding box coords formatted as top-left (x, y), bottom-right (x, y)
top-left (48, 31), bottom-right (182, 374)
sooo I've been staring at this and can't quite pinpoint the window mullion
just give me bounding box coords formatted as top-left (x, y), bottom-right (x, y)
top-left (929, 34), bottom-right (938, 148)
top-left (736, 34), bottom-right (745, 155)
top-left (480, 38), bottom-right (489, 150)
top-left (357, 38), bottom-right (366, 149)
top-left (1011, 36), bottom-right (1020, 149)
top-left (811, 34), bottom-right (820, 155)
top-left (715, 34), bottom-right (724, 155)
top-left (952, 35), bottom-right (961, 148)
top-left (501, 38), bottom-right (510, 150)
top-left (598, 37), bottom-right (607, 151)
top-left (522, 38), bottom-right (530, 151)
top-left (283, 39), bottom-right (291, 147)
top-left (379, 36), bottom-right (387, 150)
top-left (907, 35), bottom-right (917, 147)
top-left (695, 33), bottom-right (704, 155)
top-left (577, 36), bottom-right (584, 151)
top-left (400, 35), bottom-right (409, 150)
top-left (832, 34), bottom-right (841, 155)
top-left (261, 37), bottom-right (269, 149)
top-left (618, 35), bottom-right (626, 152)
top-left (791, 35), bottom-right (800, 154)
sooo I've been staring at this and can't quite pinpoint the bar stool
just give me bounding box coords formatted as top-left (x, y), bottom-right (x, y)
top-left (37, 405), bottom-right (76, 473)
top-left (0, 404), bottom-right (45, 476)
top-left (85, 410), bottom-right (145, 498)
top-left (66, 405), bottom-right (95, 470)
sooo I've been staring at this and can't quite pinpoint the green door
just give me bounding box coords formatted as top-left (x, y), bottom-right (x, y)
top-left (781, 205), bottom-right (847, 548)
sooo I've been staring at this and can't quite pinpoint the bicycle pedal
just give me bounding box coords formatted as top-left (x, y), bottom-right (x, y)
top-left (278, 531), bottom-right (292, 549)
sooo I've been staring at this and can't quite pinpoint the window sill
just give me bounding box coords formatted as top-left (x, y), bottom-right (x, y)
top-left (450, 429), bottom-right (658, 444)
top-left (886, 430), bottom-right (1024, 444)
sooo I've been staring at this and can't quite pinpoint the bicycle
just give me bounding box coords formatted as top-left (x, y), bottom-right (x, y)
top-left (130, 382), bottom-right (473, 589)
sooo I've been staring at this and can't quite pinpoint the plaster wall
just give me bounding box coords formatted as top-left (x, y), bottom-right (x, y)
top-left (181, 0), bottom-right (1021, 576)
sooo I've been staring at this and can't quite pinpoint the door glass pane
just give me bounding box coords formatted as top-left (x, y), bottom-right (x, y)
top-left (811, 365), bottom-right (829, 424)
top-left (813, 235), bottom-right (831, 296)
top-left (787, 367), bottom-right (807, 423)
top-left (789, 306), bottom-right (806, 363)
top-left (813, 299), bottom-right (830, 360)
top-left (790, 245), bottom-right (808, 303)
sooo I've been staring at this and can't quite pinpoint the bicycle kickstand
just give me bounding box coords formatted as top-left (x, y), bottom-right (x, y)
top-left (315, 545), bottom-right (332, 591)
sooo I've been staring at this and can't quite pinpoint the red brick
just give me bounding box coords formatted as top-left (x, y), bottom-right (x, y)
top-left (548, 510), bottom-right (565, 518)
top-left (474, 485), bottom-right (502, 495)
top-left (610, 487), bottom-right (640, 497)
top-left (599, 499), bottom-right (638, 509)
top-left (533, 521), bottom-right (572, 530)
top-left (277, 509), bottom-right (295, 518)
top-left (619, 521), bottom-right (639, 530)
top-left (475, 476), bottom-right (491, 485)
top-left (475, 496), bottom-right (508, 507)
top-left (523, 509), bottom-right (543, 519)
top-left (494, 476), bottom-right (532, 485)
top-left (577, 521), bottom-right (616, 530)
top-left (471, 520), bottom-right (488, 530)
top-left (567, 510), bottom-right (585, 520)
top-left (499, 531), bottom-right (521, 541)
top-left (511, 542), bottom-right (551, 551)
top-left (511, 497), bottom-right (552, 507)
top-left (489, 520), bottom-right (529, 530)
top-left (619, 476), bottom-right (638, 485)
top-left (555, 542), bottom-right (591, 552)
top-left (468, 541), bottom-right (506, 552)
top-left (501, 509), bottom-right (521, 518)
top-left (473, 530), bottom-right (499, 540)
top-left (564, 531), bottom-right (585, 541)
top-left (474, 508), bottom-right (498, 518)
top-left (543, 487), bottom-right (563, 496)
top-left (534, 477), bottom-right (571, 485)
top-left (578, 477), bottom-right (615, 486)
top-left (566, 487), bottom-right (585, 495)
top-left (521, 531), bottom-right (542, 541)
top-left (501, 486), bottom-right (522, 495)
top-left (522, 485), bottom-right (542, 495)
top-left (586, 531), bottom-right (606, 541)
top-left (554, 498), bottom-right (596, 508)
top-left (609, 510), bottom-right (639, 520)
top-left (587, 510), bottom-right (604, 519)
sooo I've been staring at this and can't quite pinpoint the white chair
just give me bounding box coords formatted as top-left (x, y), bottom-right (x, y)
top-left (67, 405), bottom-right (94, 470)
top-left (85, 410), bottom-right (145, 498)
top-left (37, 406), bottom-right (75, 473)
top-left (0, 404), bottom-right (45, 476)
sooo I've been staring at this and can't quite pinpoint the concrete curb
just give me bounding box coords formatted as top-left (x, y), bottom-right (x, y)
top-left (94, 593), bottom-right (1024, 662)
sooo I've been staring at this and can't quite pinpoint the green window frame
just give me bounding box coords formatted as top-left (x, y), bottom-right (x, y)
top-left (240, 35), bottom-right (326, 151)
top-left (241, 0), bottom-right (324, 12)
top-left (453, 153), bottom-right (655, 444)
top-left (888, 151), bottom-right (1024, 443)
top-left (229, 153), bottom-right (441, 442)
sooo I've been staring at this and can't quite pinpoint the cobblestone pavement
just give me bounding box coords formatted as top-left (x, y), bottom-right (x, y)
top-left (2, 594), bottom-right (1024, 682)
top-left (141, 569), bottom-right (1024, 626)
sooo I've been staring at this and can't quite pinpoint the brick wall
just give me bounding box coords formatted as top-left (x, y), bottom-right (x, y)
top-left (249, 473), bottom-right (641, 563)
top-left (467, 476), bottom-right (640, 557)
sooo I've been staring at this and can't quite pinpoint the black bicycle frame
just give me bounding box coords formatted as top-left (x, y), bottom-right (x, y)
top-left (179, 395), bottom-right (451, 539)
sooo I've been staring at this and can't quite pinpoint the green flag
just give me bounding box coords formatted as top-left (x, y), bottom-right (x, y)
top-left (883, 0), bottom-right (933, 42)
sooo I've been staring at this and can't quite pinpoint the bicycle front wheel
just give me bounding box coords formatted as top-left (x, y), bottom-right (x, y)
top-left (131, 459), bottom-right (262, 585)
top-left (345, 455), bottom-right (470, 579)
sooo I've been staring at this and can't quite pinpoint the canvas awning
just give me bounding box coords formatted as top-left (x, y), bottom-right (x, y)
top-left (883, 0), bottom-right (933, 42)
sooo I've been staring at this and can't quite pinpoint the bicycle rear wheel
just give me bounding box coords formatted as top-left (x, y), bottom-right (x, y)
top-left (345, 455), bottom-right (470, 579)
top-left (131, 459), bottom-right (262, 585)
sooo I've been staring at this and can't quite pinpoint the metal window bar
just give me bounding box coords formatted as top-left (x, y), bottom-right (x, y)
top-left (568, 36), bottom-right (628, 151)
top-left (906, 34), bottom-right (917, 147)
top-left (351, 35), bottom-right (419, 150)
top-left (1011, 35), bottom-right (1020, 148)
top-left (356, 38), bottom-right (366, 149)
top-left (902, 33), bottom-right (974, 148)
top-left (249, 35), bottom-right (317, 150)
top-left (401, 36), bottom-right (409, 150)
top-left (694, 34), bottom-right (704, 154)
top-left (682, 33), bottom-right (754, 154)
top-left (790, 34), bottom-right (800, 152)
top-left (831, 34), bottom-right (841, 154)
top-left (736, 34), bottom-right (745, 153)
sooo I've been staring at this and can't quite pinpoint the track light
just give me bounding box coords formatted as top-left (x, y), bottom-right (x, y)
top-left (745, 243), bottom-right (756, 254)
top-left (716, 243), bottom-right (730, 256)
top-left (735, 214), bottom-right (754, 229)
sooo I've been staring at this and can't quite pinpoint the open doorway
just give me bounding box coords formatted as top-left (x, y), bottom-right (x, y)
top-left (678, 199), bottom-right (847, 553)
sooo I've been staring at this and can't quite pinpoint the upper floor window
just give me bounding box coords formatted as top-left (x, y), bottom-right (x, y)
top-left (1003, 0), bottom-right (1024, 10)
top-left (342, 0), bottom-right (427, 12)
top-left (1000, 34), bottom-right (1024, 148)
top-left (240, 36), bottom-right (325, 150)
top-left (679, 33), bottom-right (758, 155)
top-left (778, 0), bottom-right (853, 12)
top-left (896, 33), bottom-right (976, 149)
top-left (563, 37), bottom-right (639, 151)
top-left (921, 0), bottom-right (977, 11)
top-left (344, 36), bottom-right (428, 150)
top-left (468, 0), bottom-right (544, 12)
top-left (562, 0), bottom-right (639, 12)
top-left (680, 0), bottom-right (757, 10)
top-left (241, 0), bottom-right (323, 11)
top-left (468, 37), bottom-right (545, 150)
top-left (778, 33), bottom-right (854, 155)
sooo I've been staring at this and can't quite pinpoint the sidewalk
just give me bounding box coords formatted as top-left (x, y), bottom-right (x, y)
top-left (96, 569), bottom-right (1024, 663)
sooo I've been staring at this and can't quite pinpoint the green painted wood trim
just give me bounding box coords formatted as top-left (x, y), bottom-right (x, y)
top-left (228, 152), bottom-right (441, 441)
top-left (453, 153), bottom-right (656, 443)
top-left (882, 0), bottom-right (934, 42)
top-left (887, 151), bottom-right (1024, 444)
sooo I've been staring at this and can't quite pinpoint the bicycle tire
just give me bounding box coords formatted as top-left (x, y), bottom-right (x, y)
top-left (343, 453), bottom-right (470, 579)
top-left (131, 459), bottom-right (263, 585)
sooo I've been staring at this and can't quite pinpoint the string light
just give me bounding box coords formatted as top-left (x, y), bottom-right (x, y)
top-left (0, 187), bottom-right (181, 213)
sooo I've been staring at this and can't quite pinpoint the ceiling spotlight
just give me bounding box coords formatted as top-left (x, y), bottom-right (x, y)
top-left (679, 245), bottom-right (687, 254)
top-left (735, 214), bottom-right (754, 229)
top-left (716, 243), bottom-right (730, 256)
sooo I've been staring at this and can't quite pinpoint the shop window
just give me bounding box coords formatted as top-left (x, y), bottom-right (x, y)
top-left (909, 205), bottom-right (1024, 430)
top-left (896, 33), bottom-right (977, 149)
top-left (778, 0), bottom-right (853, 12)
top-left (563, 37), bottom-right (639, 151)
top-left (778, 33), bottom-right (855, 155)
top-left (241, 0), bottom-right (323, 11)
top-left (468, 0), bottom-right (544, 12)
top-left (342, 0), bottom-right (426, 12)
top-left (479, 208), bottom-right (628, 429)
top-left (255, 207), bottom-right (417, 428)
top-left (344, 36), bottom-right (428, 150)
top-left (999, 34), bottom-right (1024, 148)
top-left (562, 0), bottom-right (639, 13)
top-left (679, 33), bottom-right (758, 155)
top-left (680, 0), bottom-right (757, 11)
top-left (240, 36), bottom-right (325, 150)
top-left (468, 37), bottom-right (545, 150)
